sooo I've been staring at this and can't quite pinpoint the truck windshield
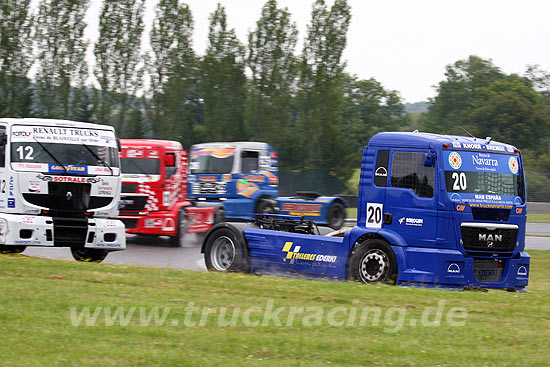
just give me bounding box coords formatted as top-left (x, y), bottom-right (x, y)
top-left (11, 142), bottom-right (119, 168)
top-left (444, 150), bottom-right (524, 199)
top-left (190, 146), bottom-right (235, 174)
top-left (10, 125), bottom-right (119, 175)
top-left (121, 158), bottom-right (160, 175)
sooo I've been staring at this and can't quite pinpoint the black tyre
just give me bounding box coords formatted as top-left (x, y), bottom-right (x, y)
top-left (170, 209), bottom-right (188, 247)
top-left (204, 227), bottom-right (250, 272)
top-left (346, 239), bottom-right (397, 283)
top-left (0, 245), bottom-right (26, 254)
top-left (71, 248), bottom-right (108, 262)
top-left (327, 202), bottom-right (346, 230)
top-left (256, 199), bottom-right (276, 214)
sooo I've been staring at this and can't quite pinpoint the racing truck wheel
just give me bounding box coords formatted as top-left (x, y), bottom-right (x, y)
top-left (170, 209), bottom-right (188, 247)
top-left (346, 239), bottom-right (397, 283)
top-left (204, 227), bottom-right (250, 273)
top-left (0, 245), bottom-right (26, 254)
top-left (71, 248), bottom-right (108, 263)
top-left (327, 202), bottom-right (346, 229)
top-left (256, 199), bottom-right (276, 214)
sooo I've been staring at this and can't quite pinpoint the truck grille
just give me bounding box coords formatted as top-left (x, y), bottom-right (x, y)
top-left (119, 195), bottom-right (148, 212)
top-left (53, 217), bottom-right (88, 246)
top-left (461, 224), bottom-right (517, 252)
top-left (473, 259), bottom-right (504, 282)
top-left (23, 182), bottom-right (112, 212)
top-left (191, 182), bottom-right (227, 195)
top-left (122, 183), bottom-right (138, 193)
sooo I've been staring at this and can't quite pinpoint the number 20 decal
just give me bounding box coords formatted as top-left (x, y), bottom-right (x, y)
top-left (365, 203), bottom-right (383, 229)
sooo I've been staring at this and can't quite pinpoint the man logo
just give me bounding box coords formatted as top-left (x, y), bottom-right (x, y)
top-left (447, 263), bottom-right (461, 274)
top-left (375, 167), bottom-right (388, 177)
top-left (479, 233), bottom-right (502, 247)
top-left (517, 266), bottom-right (528, 276)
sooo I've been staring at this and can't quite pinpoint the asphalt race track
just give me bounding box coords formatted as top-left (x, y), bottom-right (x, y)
top-left (20, 223), bottom-right (550, 270)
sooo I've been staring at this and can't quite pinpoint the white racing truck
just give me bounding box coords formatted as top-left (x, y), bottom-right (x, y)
top-left (0, 118), bottom-right (125, 262)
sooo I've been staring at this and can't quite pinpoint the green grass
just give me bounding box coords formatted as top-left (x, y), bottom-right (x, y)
top-left (526, 214), bottom-right (550, 223)
top-left (1, 252), bottom-right (550, 366)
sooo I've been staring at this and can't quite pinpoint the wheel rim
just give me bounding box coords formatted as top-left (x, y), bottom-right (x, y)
top-left (210, 236), bottom-right (235, 271)
top-left (359, 249), bottom-right (390, 282)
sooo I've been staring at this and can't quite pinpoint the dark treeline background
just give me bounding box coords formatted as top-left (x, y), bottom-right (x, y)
top-left (1, 0), bottom-right (549, 200)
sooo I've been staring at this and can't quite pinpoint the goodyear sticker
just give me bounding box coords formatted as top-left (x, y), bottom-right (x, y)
top-left (49, 164), bottom-right (88, 174)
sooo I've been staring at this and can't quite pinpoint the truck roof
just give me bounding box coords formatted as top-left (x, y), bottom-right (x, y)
top-left (0, 118), bottom-right (116, 132)
top-left (369, 131), bottom-right (517, 152)
top-left (191, 141), bottom-right (270, 150)
top-left (121, 139), bottom-right (183, 150)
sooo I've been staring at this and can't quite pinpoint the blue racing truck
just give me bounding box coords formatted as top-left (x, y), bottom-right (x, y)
top-left (201, 132), bottom-right (530, 290)
top-left (187, 142), bottom-right (347, 229)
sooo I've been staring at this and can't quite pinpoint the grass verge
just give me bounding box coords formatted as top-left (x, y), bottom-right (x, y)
top-left (1, 252), bottom-right (549, 366)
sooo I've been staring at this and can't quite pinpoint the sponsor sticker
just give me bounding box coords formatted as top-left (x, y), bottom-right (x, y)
top-left (508, 157), bottom-right (519, 174)
top-left (398, 217), bottom-right (424, 227)
top-left (281, 242), bottom-right (337, 265)
top-left (49, 164), bottom-right (88, 174)
top-left (448, 152), bottom-right (462, 169)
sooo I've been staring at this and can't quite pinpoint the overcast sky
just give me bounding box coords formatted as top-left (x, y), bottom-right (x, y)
top-left (79, 0), bottom-right (550, 103)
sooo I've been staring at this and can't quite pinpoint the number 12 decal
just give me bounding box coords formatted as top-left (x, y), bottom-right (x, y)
top-left (365, 203), bottom-right (383, 229)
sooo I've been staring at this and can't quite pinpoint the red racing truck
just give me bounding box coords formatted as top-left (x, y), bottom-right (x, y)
top-left (116, 139), bottom-right (214, 246)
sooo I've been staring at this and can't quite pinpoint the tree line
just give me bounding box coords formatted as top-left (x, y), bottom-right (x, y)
top-left (1, 1), bottom-right (549, 200)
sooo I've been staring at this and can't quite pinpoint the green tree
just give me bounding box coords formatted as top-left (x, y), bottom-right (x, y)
top-left (34, 0), bottom-right (89, 119)
top-left (423, 55), bottom-right (505, 134)
top-left (0, 0), bottom-right (34, 117)
top-left (200, 4), bottom-right (246, 141)
top-left (94, 0), bottom-right (144, 134)
top-left (468, 77), bottom-right (549, 149)
top-left (246, 0), bottom-right (297, 148)
top-left (148, 0), bottom-right (196, 145)
top-left (295, 0), bottom-right (352, 179)
top-left (341, 75), bottom-right (407, 155)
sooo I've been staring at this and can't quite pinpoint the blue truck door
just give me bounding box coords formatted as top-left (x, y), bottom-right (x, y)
top-left (383, 149), bottom-right (438, 247)
top-left (358, 148), bottom-right (389, 229)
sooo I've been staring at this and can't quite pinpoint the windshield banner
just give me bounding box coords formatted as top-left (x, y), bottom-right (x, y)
top-left (444, 151), bottom-right (520, 176)
top-left (191, 147), bottom-right (236, 159)
top-left (11, 125), bottom-right (117, 148)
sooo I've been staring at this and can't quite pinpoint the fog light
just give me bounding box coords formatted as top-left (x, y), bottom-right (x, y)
top-left (104, 233), bottom-right (116, 242)
top-left (19, 229), bottom-right (33, 239)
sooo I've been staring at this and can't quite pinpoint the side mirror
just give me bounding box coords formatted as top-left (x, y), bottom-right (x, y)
top-left (165, 154), bottom-right (176, 167)
top-left (423, 152), bottom-right (435, 167)
top-left (116, 138), bottom-right (121, 152)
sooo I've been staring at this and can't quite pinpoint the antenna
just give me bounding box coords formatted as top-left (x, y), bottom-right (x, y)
top-left (459, 125), bottom-right (475, 139)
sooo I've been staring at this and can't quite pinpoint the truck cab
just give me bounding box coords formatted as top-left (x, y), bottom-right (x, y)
top-left (202, 132), bottom-right (530, 290)
top-left (188, 142), bottom-right (279, 219)
top-left (117, 139), bottom-right (214, 246)
top-left (188, 141), bottom-right (347, 228)
top-left (0, 118), bottom-right (125, 262)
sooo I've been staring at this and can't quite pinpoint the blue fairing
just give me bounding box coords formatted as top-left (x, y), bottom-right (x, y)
top-left (244, 228), bottom-right (350, 279)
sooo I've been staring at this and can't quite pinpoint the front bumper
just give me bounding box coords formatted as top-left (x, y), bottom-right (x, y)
top-left (393, 246), bottom-right (530, 290)
top-left (0, 213), bottom-right (126, 250)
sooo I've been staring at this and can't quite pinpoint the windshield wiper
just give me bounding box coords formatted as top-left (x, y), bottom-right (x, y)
top-left (81, 143), bottom-right (113, 175)
top-left (32, 137), bottom-right (67, 173)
